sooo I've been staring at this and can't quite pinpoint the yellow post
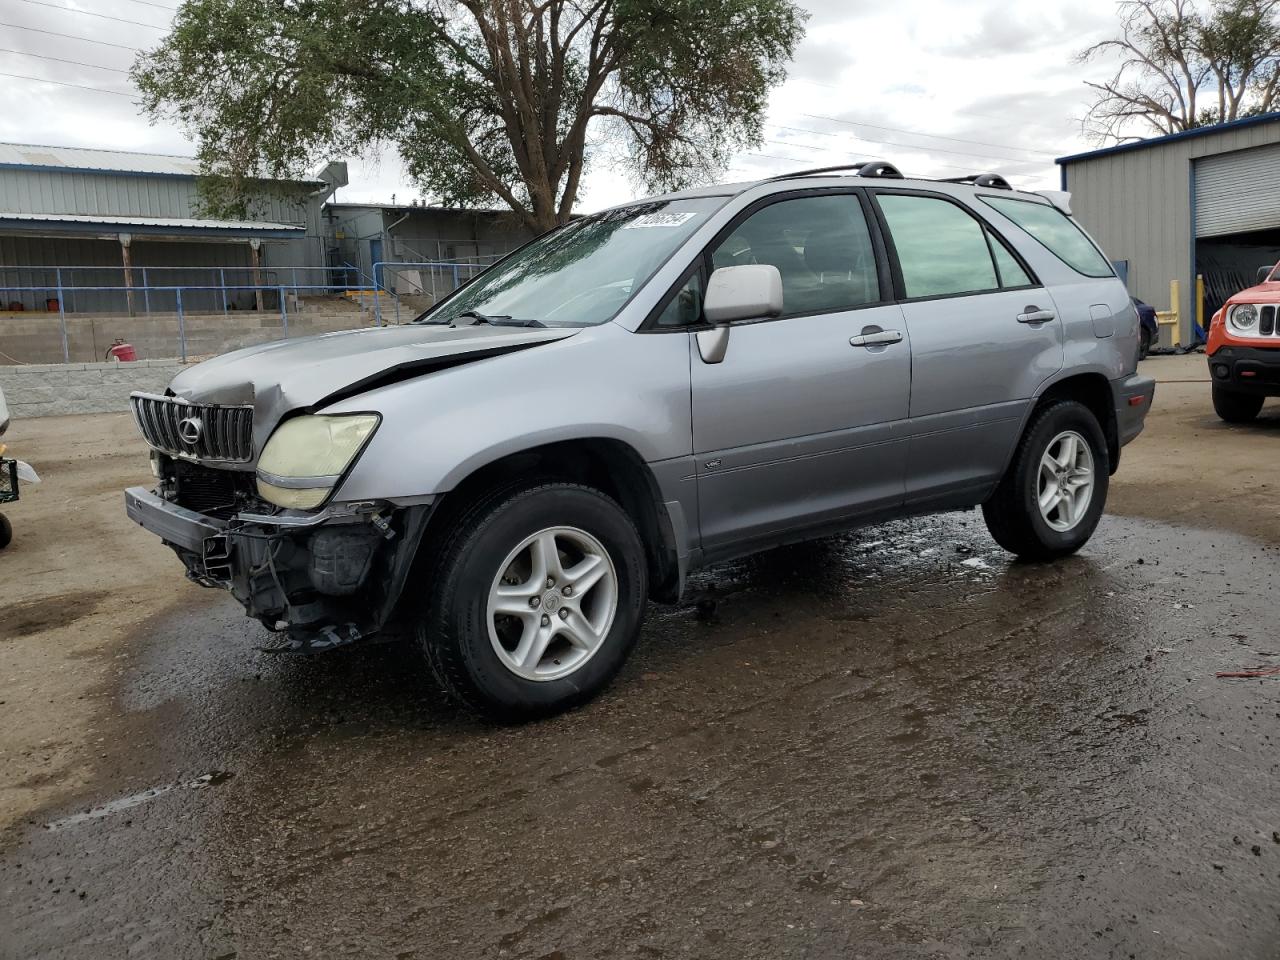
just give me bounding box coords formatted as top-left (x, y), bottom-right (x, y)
top-left (1196, 274), bottom-right (1205, 337)
top-left (1154, 280), bottom-right (1182, 347)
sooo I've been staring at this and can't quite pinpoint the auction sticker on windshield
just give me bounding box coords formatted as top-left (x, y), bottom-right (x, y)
top-left (623, 212), bottom-right (700, 229)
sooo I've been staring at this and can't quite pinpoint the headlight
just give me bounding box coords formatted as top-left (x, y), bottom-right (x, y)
top-left (1230, 303), bottom-right (1258, 330)
top-left (256, 414), bottom-right (379, 509)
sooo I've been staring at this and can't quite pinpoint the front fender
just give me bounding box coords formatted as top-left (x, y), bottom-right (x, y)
top-left (324, 323), bottom-right (694, 502)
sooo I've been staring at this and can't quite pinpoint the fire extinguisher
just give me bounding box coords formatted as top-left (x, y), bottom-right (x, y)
top-left (106, 338), bottom-right (137, 362)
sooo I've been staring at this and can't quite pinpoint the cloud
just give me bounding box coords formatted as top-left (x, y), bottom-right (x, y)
top-left (926, 5), bottom-right (1117, 59)
top-left (929, 8), bottom-right (1044, 58)
top-left (788, 36), bottom-right (857, 83)
top-left (0, 0), bottom-right (1131, 210)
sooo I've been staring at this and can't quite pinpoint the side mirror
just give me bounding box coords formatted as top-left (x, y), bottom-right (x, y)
top-left (1258, 265), bottom-right (1276, 285)
top-left (697, 265), bottom-right (784, 364)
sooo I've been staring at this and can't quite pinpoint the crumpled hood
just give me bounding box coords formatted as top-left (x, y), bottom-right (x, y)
top-left (167, 323), bottom-right (579, 453)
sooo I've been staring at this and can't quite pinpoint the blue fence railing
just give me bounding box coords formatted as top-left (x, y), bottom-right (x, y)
top-left (0, 263), bottom-right (373, 316)
top-left (0, 283), bottom-right (378, 363)
top-left (0, 258), bottom-right (499, 363)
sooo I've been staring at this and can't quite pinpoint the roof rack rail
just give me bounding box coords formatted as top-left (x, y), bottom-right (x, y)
top-left (940, 172), bottom-right (1013, 190)
top-left (764, 161), bottom-right (905, 183)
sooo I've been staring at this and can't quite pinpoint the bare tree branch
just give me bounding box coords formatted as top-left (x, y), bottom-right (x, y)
top-left (1079, 0), bottom-right (1280, 143)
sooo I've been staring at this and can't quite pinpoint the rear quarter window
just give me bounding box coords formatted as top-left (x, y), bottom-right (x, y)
top-left (980, 197), bottom-right (1113, 279)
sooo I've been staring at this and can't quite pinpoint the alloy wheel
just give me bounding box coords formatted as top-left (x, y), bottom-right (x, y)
top-left (486, 526), bottom-right (619, 681)
top-left (1036, 430), bottom-right (1095, 533)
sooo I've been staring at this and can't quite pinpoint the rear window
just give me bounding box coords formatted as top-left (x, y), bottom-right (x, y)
top-left (980, 197), bottom-right (1113, 278)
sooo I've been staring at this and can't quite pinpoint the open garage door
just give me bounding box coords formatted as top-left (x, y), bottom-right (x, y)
top-left (1195, 143), bottom-right (1280, 237)
top-left (1195, 144), bottom-right (1280, 326)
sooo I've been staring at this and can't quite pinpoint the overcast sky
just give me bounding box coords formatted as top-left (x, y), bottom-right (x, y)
top-left (0, 0), bottom-right (1130, 210)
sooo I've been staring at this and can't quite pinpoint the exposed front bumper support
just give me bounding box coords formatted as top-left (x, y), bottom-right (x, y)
top-left (125, 485), bottom-right (226, 553)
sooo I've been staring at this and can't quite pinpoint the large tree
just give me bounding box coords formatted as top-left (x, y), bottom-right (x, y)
top-left (1079, 0), bottom-right (1280, 143)
top-left (134, 0), bottom-right (805, 232)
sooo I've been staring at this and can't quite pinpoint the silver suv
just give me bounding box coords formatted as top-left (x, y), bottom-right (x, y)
top-left (125, 163), bottom-right (1155, 718)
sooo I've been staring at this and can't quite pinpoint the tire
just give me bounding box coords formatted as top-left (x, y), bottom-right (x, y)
top-left (419, 482), bottom-right (648, 720)
top-left (1138, 326), bottom-right (1152, 360)
top-left (0, 513), bottom-right (9, 550)
top-left (1211, 386), bottom-right (1263, 424)
top-left (982, 400), bottom-right (1110, 561)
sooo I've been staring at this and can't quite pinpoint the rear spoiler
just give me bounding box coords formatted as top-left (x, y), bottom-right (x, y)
top-left (1033, 190), bottom-right (1072, 215)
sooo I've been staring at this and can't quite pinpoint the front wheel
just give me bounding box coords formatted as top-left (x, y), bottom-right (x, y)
top-left (419, 483), bottom-right (648, 720)
top-left (1212, 386), bottom-right (1264, 423)
top-left (0, 512), bottom-right (10, 550)
top-left (982, 400), bottom-right (1109, 561)
top-left (1138, 326), bottom-right (1152, 360)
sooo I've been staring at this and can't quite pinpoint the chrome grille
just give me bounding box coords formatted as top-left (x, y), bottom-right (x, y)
top-left (130, 392), bottom-right (253, 463)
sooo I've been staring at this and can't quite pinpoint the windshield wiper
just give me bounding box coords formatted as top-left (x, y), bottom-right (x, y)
top-left (453, 311), bottom-right (545, 328)
top-left (412, 310), bottom-right (499, 326)
top-left (414, 310), bottom-right (545, 327)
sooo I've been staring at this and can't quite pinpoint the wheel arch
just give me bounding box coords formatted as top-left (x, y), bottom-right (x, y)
top-left (1012, 371), bottom-right (1120, 476)
top-left (418, 437), bottom-right (684, 603)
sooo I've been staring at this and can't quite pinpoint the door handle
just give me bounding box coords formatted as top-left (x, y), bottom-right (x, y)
top-left (1017, 306), bottom-right (1056, 324)
top-left (849, 329), bottom-right (903, 347)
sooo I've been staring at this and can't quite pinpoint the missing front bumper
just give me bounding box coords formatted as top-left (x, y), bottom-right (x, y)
top-left (124, 486), bottom-right (434, 646)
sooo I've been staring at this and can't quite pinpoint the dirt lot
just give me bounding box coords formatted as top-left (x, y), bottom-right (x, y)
top-left (1, 353), bottom-right (1278, 958)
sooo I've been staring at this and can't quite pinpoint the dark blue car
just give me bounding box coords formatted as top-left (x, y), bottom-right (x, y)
top-left (1133, 297), bottom-right (1158, 359)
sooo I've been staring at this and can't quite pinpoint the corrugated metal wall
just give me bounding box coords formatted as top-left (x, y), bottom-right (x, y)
top-left (0, 165), bottom-right (329, 290)
top-left (0, 168), bottom-right (312, 225)
top-left (1062, 119), bottom-right (1280, 338)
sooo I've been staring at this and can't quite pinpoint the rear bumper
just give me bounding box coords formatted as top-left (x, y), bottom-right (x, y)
top-left (1113, 372), bottom-right (1155, 448)
top-left (1206, 344), bottom-right (1280, 395)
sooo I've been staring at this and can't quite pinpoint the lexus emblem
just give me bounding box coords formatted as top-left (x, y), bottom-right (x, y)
top-left (177, 416), bottom-right (203, 445)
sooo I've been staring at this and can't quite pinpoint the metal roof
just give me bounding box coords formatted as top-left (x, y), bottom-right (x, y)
top-left (0, 142), bottom-right (329, 184)
top-left (1056, 112), bottom-right (1280, 165)
top-left (0, 142), bottom-right (203, 177)
top-left (0, 212), bottom-right (304, 234)
top-left (326, 201), bottom-right (520, 216)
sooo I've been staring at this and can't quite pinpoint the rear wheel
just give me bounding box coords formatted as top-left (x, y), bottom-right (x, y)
top-left (419, 482), bottom-right (647, 720)
top-left (0, 513), bottom-right (10, 550)
top-left (1138, 326), bottom-right (1152, 360)
top-left (1212, 386), bottom-right (1264, 423)
top-left (982, 400), bottom-right (1109, 561)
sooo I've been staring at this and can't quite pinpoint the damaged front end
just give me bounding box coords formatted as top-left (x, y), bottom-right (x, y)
top-left (126, 454), bottom-right (433, 653)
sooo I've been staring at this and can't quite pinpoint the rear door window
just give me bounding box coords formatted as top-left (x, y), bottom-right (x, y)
top-left (980, 196), bottom-right (1113, 278)
top-left (876, 194), bottom-right (1000, 298)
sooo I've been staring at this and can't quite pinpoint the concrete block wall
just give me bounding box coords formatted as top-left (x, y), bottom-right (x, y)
top-left (0, 359), bottom-right (184, 418)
